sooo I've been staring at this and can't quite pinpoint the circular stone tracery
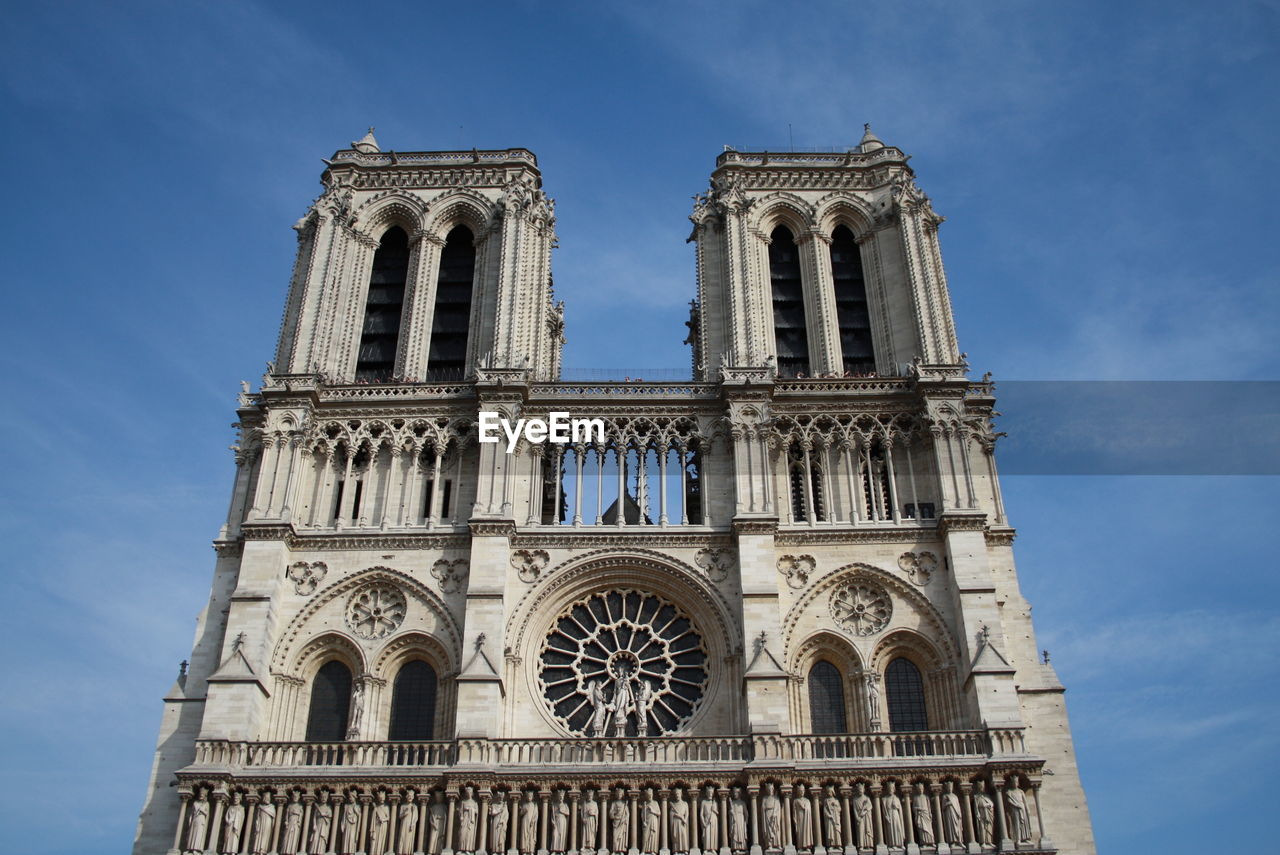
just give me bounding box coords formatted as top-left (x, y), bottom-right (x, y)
top-left (538, 590), bottom-right (709, 737)
top-left (829, 579), bottom-right (892, 636)
top-left (346, 584), bottom-right (407, 639)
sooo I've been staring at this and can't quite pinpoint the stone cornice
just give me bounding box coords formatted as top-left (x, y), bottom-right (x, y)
top-left (510, 531), bottom-right (734, 550)
top-left (775, 526), bottom-right (939, 546)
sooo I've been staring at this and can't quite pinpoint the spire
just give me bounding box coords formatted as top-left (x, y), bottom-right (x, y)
top-left (859, 122), bottom-right (884, 153)
top-left (351, 127), bottom-right (380, 154)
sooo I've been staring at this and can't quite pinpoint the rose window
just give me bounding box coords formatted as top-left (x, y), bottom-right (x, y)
top-left (346, 584), bottom-right (407, 639)
top-left (829, 580), bottom-right (892, 636)
top-left (538, 590), bottom-right (709, 737)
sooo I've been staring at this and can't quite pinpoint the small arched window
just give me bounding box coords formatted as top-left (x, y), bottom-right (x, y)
top-left (388, 660), bottom-right (439, 740)
top-left (769, 225), bottom-right (809, 378)
top-left (355, 226), bottom-right (410, 382)
top-left (885, 657), bottom-right (929, 732)
top-left (788, 445), bottom-right (826, 523)
top-left (305, 660), bottom-right (352, 742)
top-left (427, 225), bottom-right (476, 382)
top-left (807, 660), bottom-right (847, 734)
top-left (830, 225), bottom-right (874, 374)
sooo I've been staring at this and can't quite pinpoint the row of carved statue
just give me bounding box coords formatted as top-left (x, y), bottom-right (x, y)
top-left (176, 775), bottom-right (1044, 855)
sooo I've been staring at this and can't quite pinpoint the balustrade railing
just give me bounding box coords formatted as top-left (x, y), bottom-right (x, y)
top-left (191, 728), bottom-right (1026, 771)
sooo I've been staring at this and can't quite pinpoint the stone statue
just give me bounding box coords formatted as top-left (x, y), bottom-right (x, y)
top-left (221, 792), bottom-right (246, 855)
top-left (636, 680), bottom-right (659, 737)
top-left (670, 788), bottom-right (690, 853)
top-left (489, 793), bottom-right (510, 854)
top-left (369, 790), bottom-right (391, 855)
top-left (519, 791), bottom-right (539, 854)
top-left (398, 792), bottom-right (419, 855)
top-left (941, 783), bottom-right (962, 846)
top-left (310, 791), bottom-right (334, 855)
top-left (280, 791), bottom-right (304, 855)
top-left (588, 679), bottom-right (610, 737)
top-left (581, 789), bottom-right (600, 851)
top-left (429, 791), bottom-right (448, 854)
top-left (728, 787), bottom-right (748, 852)
top-left (609, 788), bottom-right (630, 853)
top-left (640, 788), bottom-right (660, 853)
top-left (340, 792), bottom-right (361, 855)
top-left (1005, 779), bottom-right (1031, 844)
top-left (184, 787), bottom-right (210, 853)
top-left (973, 781), bottom-right (995, 847)
top-left (911, 784), bottom-right (933, 846)
top-left (346, 679), bottom-right (365, 740)
top-left (252, 796), bottom-right (278, 854)
top-left (459, 786), bottom-right (480, 853)
top-left (820, 785), bottom-right (841, 848)
top-left (851, 784), bottom-right (873, 850)
top-left (551, 790), bottom-right (570, 853)
top-left (760, 784), bottom-right (782, 850)
top-left (863, 675), bottom-right (880, 726)
top-left (791, 784), bottom-right (813, 850)
top-left (880, 784), bottom-right (903, 848)
top-left (611, 673), bottom-right (635, 737)
top-left (699, 786), bottom-right (718, 851)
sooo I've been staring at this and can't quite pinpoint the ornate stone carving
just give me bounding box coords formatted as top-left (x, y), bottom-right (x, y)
top-left (897, 550), bottom-right (937, 586)
top-left (829, 580), bottom-right (892, 636)
top-left (430, 558), bottom-right (468, 593)
top-left (511, 549), bottom-right (550, 584)
top-left (286, 561), bottom-right (327, 595)
top-left (538, 590), bottom-right (709, 737)
top-left (777, 554), bottom-right (816, 589)
top-left (346, 584), bottom-right (407, 639)
top-left (694, 547), bottom-right (734, 582)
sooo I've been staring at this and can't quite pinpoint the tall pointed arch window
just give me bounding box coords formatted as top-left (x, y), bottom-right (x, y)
top-left (885, 657), bottom-right (929, 732)
top-left (355, 226), bottom-right (410, 382)
top-left (388, 660), bottom-right (439, 740)
top-left (305, 660), bottom-right (352, 742)
top-left (427, 225), bottom-right (476, 382)
top-left (830, 225), bottom-right (874, 374)
top-left (807, 660), bottom-right (848, 734)
top-left (769, 225), bottom-right (809, 377)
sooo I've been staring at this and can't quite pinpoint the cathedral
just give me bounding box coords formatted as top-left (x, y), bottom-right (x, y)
top-left (133, 128), bottom-right (1095, 855)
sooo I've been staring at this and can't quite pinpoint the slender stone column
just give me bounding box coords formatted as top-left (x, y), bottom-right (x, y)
top-left (446, 793), bottom-right (458, 855)
top-left (838, 787), bottom-right (853, 852)
top-left (991, 782), bottom-right (1008, 853)
top-left (868, 786), bottom-right (883, 855)
top-left (749, 788), bottom-right (761, 855)
top-left (718, 790), bottom-right (729, 855)
top-left (957, 785), bottom-right (974, 854)
top-left (572, 446), bottom-right (585, 525)
top-left (210, 793), bottom-right (228, 855)
top-left (479, 794), bottom-right (491, 855)
top-left (1029, 781), bottom-right (1049, 850)
top-left (509, 794), bottom-right (520, 855)
top-left (539, 792), bottom-right (550, 855)
top-left (569, 792), bottom-right (579, 853)
top-left (172, 791), bottom-right (192, 853)
top-left (660, 792), bottom-right (670, 854)
top-left (628, 792), bottom-right (639, 855)
top-left (274, 793), bottom-right (289, 854)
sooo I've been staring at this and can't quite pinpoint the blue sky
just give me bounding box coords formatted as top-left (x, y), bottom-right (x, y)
top-left (1, 1), bottom-right (1277, 852)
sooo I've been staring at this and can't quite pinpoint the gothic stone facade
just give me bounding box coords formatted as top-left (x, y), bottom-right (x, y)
top-left (133, 130), bottom-right (1095, 855)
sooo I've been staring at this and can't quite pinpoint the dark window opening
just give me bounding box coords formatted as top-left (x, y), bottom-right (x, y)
top-left (305, 660), bottom-right (352, 742)
top-left (388, 660), bottom-right (438, 741)
top-left (355, 227), bottom-right (409, 382)
top-left (808, 660), bottom-right (848, 734)
top-left (830, 225), bottom-right (875, 374)
top-left (903, 502), bottom-right (936, 520)
top-left (886, 657), bottom-right (929, 732)
top-left (427, 225), bottom-right (475, 382)
top-left (769, 226), bottom-right (809, 377)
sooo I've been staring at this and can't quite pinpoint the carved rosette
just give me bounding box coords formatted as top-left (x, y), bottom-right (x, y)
top-left (897, 551), bottom-right (938, 586)
top-left (777, 554), bottom-right (816, 589)
top-left (286, 561), bottom-right (327, 595)
top-left (537, 590), bottom-right (709, 737)
top-left (829, 580), bottom-right (892, 636)
top-left (512, 549), bottom-right (550, 584)
top-left (346, 584), bottom-right (407, 639)
top-left (430, 559), bottom-right (469, 594)
top-left (694, 547), bottom-right (734, 582)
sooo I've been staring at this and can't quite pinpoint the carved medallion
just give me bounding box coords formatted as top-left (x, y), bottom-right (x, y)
top-left (512, 549), bottom-right (550, 584)
top-left (286, 561), bottom-right (327, 595)
top-left (897, 551), bottom-right (938, 586)
top-left (537, 590), bottom-right (709, 737)
top-left (829, 580), bottom-right (892, 636)
top-left (694, 547), bottom-right (734, 582)
top-left (777, 554), bottom-right (816, 589)
top-left (430, 558), bottom-right (469, 594)
top-left (346, 584), bottom-right (407, 639)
